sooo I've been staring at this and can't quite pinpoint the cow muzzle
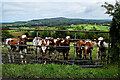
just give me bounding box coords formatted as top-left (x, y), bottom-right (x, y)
top-left (85, 46), bottom-right (88, 50)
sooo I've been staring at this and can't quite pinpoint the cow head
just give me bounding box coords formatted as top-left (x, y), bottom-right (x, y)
top-left (65, 36), bottom-right (71, 45)
top-left (84, 40), bottom-right (93, 55)
top-left (18, 35), bottom-right (28, 45)
top-left (53, 38), bottom-right (61, 47)
top-left (76, 40), bottom-right (84, 51)
top-left (21, 35), bottom-right (27, 39)
top-left (97, 37), bottom-right (106, 47)
top-left (41, 39), bottom-right (48, 56)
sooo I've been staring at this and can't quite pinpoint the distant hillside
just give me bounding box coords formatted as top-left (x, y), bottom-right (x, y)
top-left (2, 17), bottom-right (111, 28)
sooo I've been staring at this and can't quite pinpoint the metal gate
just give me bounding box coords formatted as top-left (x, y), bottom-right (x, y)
top-left (1, 28), bottom-right (111, 67)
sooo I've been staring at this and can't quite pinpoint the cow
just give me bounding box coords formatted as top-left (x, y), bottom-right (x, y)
top-left (96, 37), bottom-right (108, 60)
top-left (33, 37), bottom-right (48, 56)
top-left (83, 39), bottom-right (93, 59)
top-left (75, 40), bottom-right (84, 59)
top-left (33, 37), bottom-right (42, 51)
top-left (45, 37), bottom-right (60, 58)
top-left (5, 35), bottom-right (28, 64)
top-left (56, 36), bottom-right (71, 60)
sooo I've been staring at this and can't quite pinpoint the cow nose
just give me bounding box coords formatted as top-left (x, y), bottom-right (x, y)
top-left (43, 52), bottom-right (46, 55)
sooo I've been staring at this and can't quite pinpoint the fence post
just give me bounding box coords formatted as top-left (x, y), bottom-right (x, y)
top-left (37, 31), bottom-right (38, 37)
top-left (73, 32), bottom-right (76, 63)
top-left (36, 31), bottom-right (39, 63)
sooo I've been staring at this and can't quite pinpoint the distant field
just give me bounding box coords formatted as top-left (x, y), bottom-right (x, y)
top-left (9, 24), bottom-right (110, 31)
top-left (68, 24), bottom-right (109, 31)
top-left (8, 24), bottom-right (109, 37)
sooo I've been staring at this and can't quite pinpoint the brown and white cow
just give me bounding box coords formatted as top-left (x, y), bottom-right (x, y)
top-left (5, 35), bottom-right (28, 63)
top-left (95, 37), bottom-right (108, 60)
top-left (83, 39), bottom-right (93, 59)
top-left (75, 40), bottom-right (84, 59)
top-left (56, 36), bottom-right (71, 60)
top-left (33, 37), bottom-right (42, 51)
top-left (45, 37), bottom-right (60, 58)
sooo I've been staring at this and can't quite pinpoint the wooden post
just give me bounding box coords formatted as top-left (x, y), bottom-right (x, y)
top-left (37, 31), bottom-right (38, 37)
top-left (36, 31), bottom-right (39, 63)
top-left (73, 32), bottom-right (76, 62)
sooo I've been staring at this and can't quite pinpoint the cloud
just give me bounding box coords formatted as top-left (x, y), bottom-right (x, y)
top-left (1, 0), bottom-right (115, 3)
top-left (1, 0), bottom-right (115, 22)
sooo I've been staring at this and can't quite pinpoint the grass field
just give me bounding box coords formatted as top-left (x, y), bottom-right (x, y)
top-left (2, 61), bottom-right (118, 78)
top-left (9, 24), bottom-right (110, 31)
top-left (7, 24), bottom-right (110, 38)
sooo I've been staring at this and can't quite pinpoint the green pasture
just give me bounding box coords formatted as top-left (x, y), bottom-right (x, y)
top-left (2, 61), bottom-right (118, 78)
top-left (8, 24), bottom-right (110, 32)
top-left (6, 24), bottom-right (110, 39)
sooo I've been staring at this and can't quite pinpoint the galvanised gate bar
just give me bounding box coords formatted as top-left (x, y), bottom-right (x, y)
top-left (1, 28), bottom-right (111, 67)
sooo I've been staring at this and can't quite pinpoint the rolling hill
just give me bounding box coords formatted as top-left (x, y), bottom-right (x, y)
top-left (2, 17), bottom-right (111, 28)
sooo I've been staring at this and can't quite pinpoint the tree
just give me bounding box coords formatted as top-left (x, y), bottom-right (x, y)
top-left (2, 30), bottom-right (14, 38)
top-left (54, 26), bottom-right (68, 38)
top-left (102, 0), bottom-right (120, 61)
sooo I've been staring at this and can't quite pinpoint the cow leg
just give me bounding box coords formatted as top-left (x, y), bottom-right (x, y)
top-left (19, 50), bottom-right (24, 64)
top-left (24, 48), bottom-right (27, 64)
top-left (8, 49), bottom-right (11, 63)
top-left (44, 60), bottom-right (46, 64)
top-left (90, 52), bottom-right (92, 60)
top-left (58, 52), bottom-right (60, 60)
top-left (12, 51), bottom-right (15, 63)
top-left (37, 48), bottom-right (39, 55)
top-left (63, 53), bottom-right (66, 60)
top-left (79, 51), bottom-right (82, 58)
top-left (83, 54), bottom-right (85, 59)
top-left (8, 54), bottom-right (11, 63)
top-left (84, 54), bottom-right (86, 59)
top-left (97, 48), bottom-right (99, 60)
top-left (54, 50), bottom-right (57, 59)
top-left (66, 52), bottom-right (68, 60)
top-left (7, 45), bottom-right (12, 63)
top-left (101, 54), bottom-right (102, 60)
top-left (48, 50), bottom-right (51, 58)
top-left (76, 50), bottom-right (78, 59)
top-left (33, 46), bottom-right (36, 51)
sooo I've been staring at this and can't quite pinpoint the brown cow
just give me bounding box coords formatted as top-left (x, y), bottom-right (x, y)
top-left (5, 35), bottom-right (28, 64)
top-left (83, 39), bottom-right (93, 59)
top-left (76, 40), bottom-right (84, 59)
top-left (56, 36), bottom-right (71, 60)
top-left (45, 37), bottom-right (60, 58)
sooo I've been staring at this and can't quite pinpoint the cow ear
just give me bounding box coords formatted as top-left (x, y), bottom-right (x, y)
top-left (103, 38), bottom-right (106, 41)
top-left (82, 40), bottom-right (85, 42)
top-left (94, 37), bottom-right (97, 41)
top-left (11, 40), bottom-right (14, 42)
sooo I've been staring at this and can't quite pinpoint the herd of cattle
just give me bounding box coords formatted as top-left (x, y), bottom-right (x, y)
top-left (4, 35), bottom-right (108, 64)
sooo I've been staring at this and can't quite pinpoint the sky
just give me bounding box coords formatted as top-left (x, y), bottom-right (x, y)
top-left (1, 0), bottom-right (116, 23)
